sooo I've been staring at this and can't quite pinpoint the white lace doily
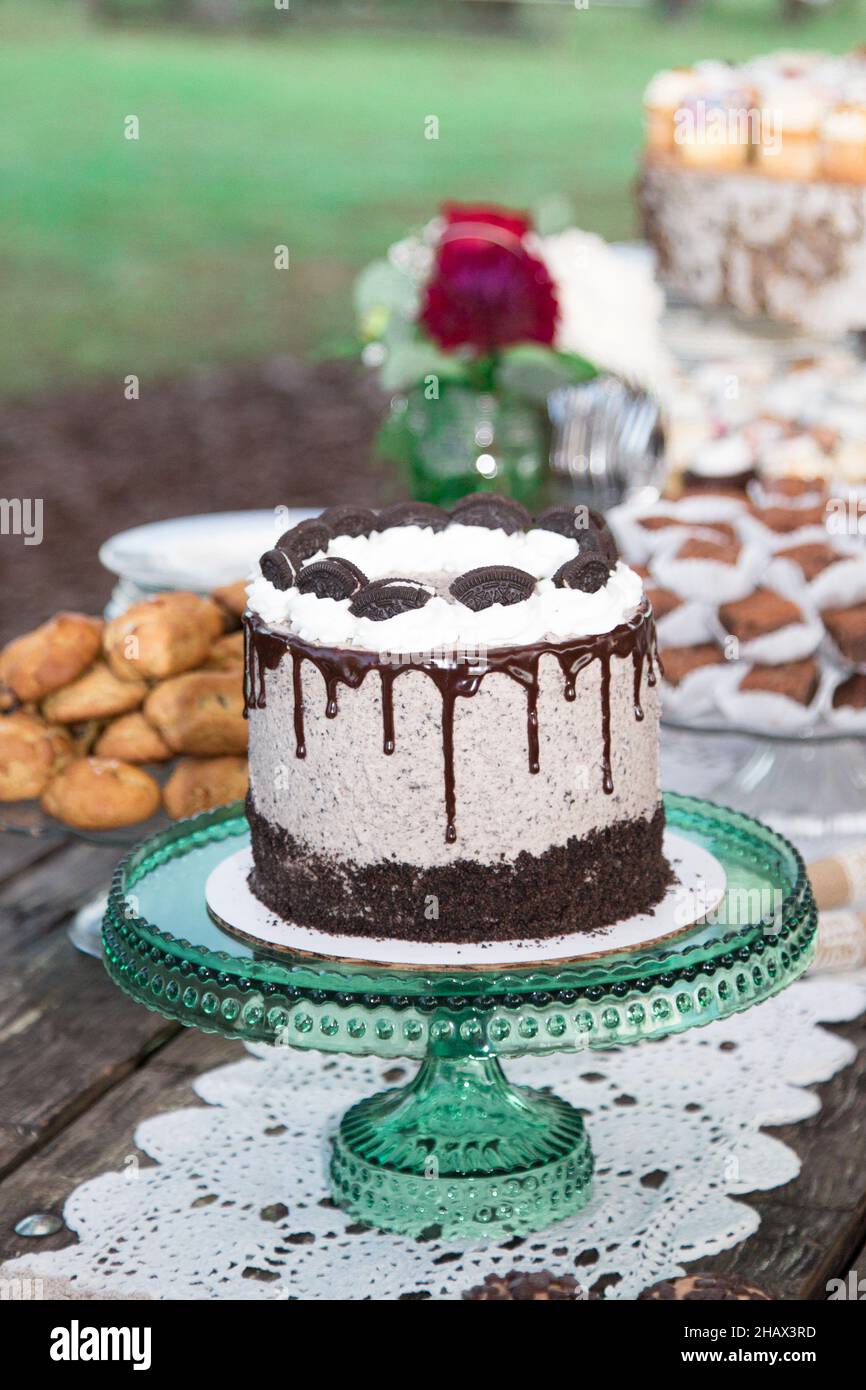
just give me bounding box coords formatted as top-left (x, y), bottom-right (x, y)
top-left (5, 971), bottom-right (866, 1300)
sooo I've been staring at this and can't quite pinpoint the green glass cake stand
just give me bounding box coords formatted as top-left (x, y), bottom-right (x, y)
top-left (101, 792), bottom-right (816, 1241)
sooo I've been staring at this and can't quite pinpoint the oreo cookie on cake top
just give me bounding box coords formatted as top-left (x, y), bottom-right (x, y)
top-left (259, 547), bottom-right (295, 592)
top-left (375, 501), bottom-right (449, 532)
top-left (536, 505), bottom-right (619, 566)
top-left (450, 566), bottom-right (535, 610)
top-left (349, 577), bottom-right (433, 621)
top-left (553, 553), bottom-right (611, 594)
top-left (278, 517), bottom-right (333, 566)
top-left (319, 505), bottom-right (377, 539)
top-left (451, 493), bottom-right (532, 534)
top-left (296, 558), bottom-right (367, 600)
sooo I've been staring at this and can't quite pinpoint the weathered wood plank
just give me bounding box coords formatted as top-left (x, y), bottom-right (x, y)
top-left (0, 840), bottom-right (120, 948)
top-left (0, 1029), bottom-right (233, 1265)
top-left (0, 925), bottom-right (180, 1180)
top-left (843, 1235), bottom-right (866, 1297)
top-left (0, 835), bottom-right (68, 889)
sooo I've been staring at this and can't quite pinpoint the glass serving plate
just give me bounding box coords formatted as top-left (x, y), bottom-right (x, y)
top-left (662, 719), bottom-right (866, 853)
top-left (102, 792), bottom-right (816, 1241)
top-left (0, 800), bottom-right (167, 848)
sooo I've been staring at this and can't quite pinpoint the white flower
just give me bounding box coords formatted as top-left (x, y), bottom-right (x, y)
top-left (537, 229), bottom-right (673, 392)
top-left (387, 232), bottom-right (435, 284)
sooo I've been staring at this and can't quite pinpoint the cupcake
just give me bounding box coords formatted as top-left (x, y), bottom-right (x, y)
top-left (676, 86), bottom-right (756, 172)
top-left (761, 431), bottom-right (831, 484)
top-left (643, 68), bottom-right (698, 156)
top-left (683, 432), bottom-right (757, 494)
top-left (756, 82), bottom-right (823, 180)
top-left (821, 105), bottom-right (866, 184)
top-left (747, 50), bottom-right (826, 85)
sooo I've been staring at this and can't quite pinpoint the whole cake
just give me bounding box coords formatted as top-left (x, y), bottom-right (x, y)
top-left (243, 496), bottom-right (670, 944)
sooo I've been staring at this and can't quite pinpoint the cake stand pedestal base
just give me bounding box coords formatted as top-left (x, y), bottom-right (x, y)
top-left (101, 795), bottom-right (817, 1245)
top-left (330, 1047), bottom-right (592, 1239)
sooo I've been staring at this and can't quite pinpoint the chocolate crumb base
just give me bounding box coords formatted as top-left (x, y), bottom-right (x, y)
top-left (246, 797), bottom-right (672, 944)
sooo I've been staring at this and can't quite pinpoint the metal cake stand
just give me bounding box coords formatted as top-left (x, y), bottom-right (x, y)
top-left (101, 792), bottom-right (816, 1241)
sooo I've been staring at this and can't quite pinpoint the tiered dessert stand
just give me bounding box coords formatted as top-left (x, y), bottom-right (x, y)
top-left (102, 791), bottom-right (816, 1240)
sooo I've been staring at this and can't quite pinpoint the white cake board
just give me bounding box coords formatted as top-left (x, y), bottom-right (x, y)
top-left (205, 832), bottom-right (726, 970)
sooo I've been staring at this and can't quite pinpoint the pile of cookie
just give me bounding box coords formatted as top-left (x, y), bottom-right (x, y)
top-left (0, 582), bottom-right (248, 830)
top-left (609, 479), bottom-right (866, 734)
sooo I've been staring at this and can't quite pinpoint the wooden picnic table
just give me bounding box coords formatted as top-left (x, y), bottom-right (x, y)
top-left (0, 827), bottom-right (864, 1299)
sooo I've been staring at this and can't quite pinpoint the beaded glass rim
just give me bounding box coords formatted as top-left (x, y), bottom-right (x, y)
top-left (103, 792), bottom-right (815, 1004)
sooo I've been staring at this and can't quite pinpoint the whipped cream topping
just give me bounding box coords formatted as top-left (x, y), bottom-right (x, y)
top-left (644, 67), bottom-right (707, 109)
top-left (690, 433), bottom-right (755, 477)
top-left (246, 522), bottom-right (645, 652)
top-left (762, 81), bottom-right (824, 131)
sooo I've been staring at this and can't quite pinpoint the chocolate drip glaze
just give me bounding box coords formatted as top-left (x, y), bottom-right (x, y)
top-left (243, 620), bottom-right (287, 715)
top-left (599, 653), bottom-right (614, 795)
top-left (291, 651), bottom-right (306, 757)
top-left (379, 667), bottom-right (397, 755)
top-left (244, 603), bottom-right (658, 842)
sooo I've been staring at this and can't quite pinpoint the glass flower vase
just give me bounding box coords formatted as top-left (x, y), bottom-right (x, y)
top-left (379, 382), bottom-right (549, 509)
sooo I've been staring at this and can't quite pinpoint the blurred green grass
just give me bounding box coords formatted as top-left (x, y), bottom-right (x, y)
top-left (2, 0), bottom-right (865, 395)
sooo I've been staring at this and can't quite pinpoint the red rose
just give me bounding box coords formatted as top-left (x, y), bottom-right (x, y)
top-left (419, 203), bottom-right (558, 354)
top-left (440, 203), bottom-right (532, 239)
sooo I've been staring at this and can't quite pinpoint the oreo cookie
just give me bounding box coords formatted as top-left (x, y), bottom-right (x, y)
top-left (349, 578), bottom-right (432, 621)
top-left (376, 501), bottom-right (449, 532)
top-left (297, 558), bottom-right (368, 600)
top-left (586, 507), bottom-right (619, 565)
top-left (259, 548), bottom-right (295, 591)
top-left (451, 493), bottom-right (531, 535)
top-left (553, 554), bottom-right (610, 594)
top-left (450, 565), bottom-right (535, 611)
top-left (277, 518), bottom-right (333, 567)
top-left (319, 505), bottom-right (377, 539)
top-left (535, 506), bottom-right (618, 565)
